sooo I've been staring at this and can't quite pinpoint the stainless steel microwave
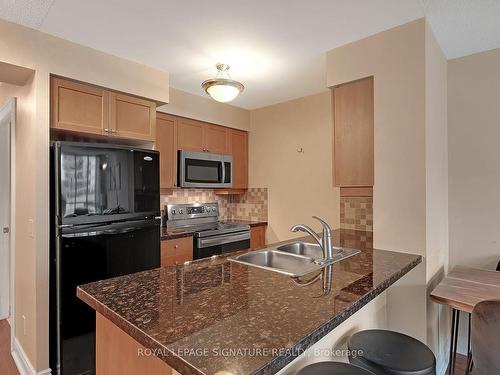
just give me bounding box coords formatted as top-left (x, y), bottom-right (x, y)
top-left (178, 150), bottom-right (232, 188)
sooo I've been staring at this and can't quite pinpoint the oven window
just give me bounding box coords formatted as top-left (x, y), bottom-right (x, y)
top-left (185, 158), bottom-right (221, 183)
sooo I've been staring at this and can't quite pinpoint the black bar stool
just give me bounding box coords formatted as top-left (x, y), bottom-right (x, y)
top-left (471, 299), bottom-right (500, 375)
top-left (347, 329), bottom-right (436, 375)
top-left (297, 362), bottom-right (376, 375)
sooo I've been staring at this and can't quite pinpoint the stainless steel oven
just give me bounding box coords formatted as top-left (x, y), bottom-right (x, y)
top-left (165, 203), bottom-right (250, 260)
top-left (178, 150), bottom-right (232, 188)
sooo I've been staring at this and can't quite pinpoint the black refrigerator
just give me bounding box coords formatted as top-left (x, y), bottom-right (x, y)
top-left (49, 142), bottom-right (161, 375)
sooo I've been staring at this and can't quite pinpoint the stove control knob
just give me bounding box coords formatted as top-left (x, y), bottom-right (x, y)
top-left (179, 209), bottom-right (183, 214)
top-left (171, 209), bottom-right (176, 215)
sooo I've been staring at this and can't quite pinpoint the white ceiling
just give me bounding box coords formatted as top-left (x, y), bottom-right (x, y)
top-left (1, 1), bottom-right (499, 109)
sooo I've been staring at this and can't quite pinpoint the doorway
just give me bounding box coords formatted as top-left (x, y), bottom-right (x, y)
top-left (0, 98), bottom-right (16, 322)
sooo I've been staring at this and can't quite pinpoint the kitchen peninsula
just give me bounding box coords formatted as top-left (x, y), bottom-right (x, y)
top-left (77, 229), bottom-right (421, 375)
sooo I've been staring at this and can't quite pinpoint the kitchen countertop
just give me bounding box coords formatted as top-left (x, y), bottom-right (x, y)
top-left (161, 220), bottom-right (268, 240)
top-left (77, 229), bottom-right (421, 375)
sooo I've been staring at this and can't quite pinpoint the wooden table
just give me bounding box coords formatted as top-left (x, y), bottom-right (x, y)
top-left (430, 266), bottom-right (500, 375)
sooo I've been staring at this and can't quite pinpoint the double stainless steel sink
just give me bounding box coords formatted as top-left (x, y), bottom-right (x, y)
top-left (229, 241), bottom-right (360, 277)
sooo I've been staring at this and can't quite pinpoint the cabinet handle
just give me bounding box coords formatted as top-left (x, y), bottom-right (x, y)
top-left (174, 245), bottom-right (179, 249)
top-left (104, 128), bottom-right (109, 133)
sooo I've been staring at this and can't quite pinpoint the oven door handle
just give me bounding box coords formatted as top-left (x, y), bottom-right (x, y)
top-left (197, 231), bottom-right (250, 248)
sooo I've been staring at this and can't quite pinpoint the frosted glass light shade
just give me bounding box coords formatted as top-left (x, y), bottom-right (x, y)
top-left (206, 83), bottom-right (241, 103)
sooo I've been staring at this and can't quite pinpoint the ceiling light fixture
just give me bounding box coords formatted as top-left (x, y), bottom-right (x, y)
top-left (201, 63), bottom-right (244, 103)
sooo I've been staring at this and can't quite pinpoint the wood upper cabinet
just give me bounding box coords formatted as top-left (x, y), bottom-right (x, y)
top-left (51, 77), bottom-right (109, 135)
top-left (205, 124), bottom-right (229, 154)
top-left (161, 237), bottom-right (193, 267)
top-left (164, 113), bottom-right (248, 192)
top-left (109, 92), bottom-right (156, 141)
top-left (332, 77), bottom-right (374, 187)
top-left (51, 76), bottom-right (157, 142)
top-left (156, 113), bottom-right (177, 189)
top-left (177, 118), bottom-right (229, 154)
top-left (176, 118), bottom-right (205, 151)
top-left (229, 129), bottom-right (248, 189)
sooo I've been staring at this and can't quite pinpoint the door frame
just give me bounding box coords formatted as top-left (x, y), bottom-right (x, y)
top-left (0, 97), bottom-right (16, 347)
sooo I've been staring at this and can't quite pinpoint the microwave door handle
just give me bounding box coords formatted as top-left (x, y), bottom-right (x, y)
top-left (221, 160), bottom-right (225, 184)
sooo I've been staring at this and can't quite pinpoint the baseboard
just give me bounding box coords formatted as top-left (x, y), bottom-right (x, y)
top-left (437, 361), bottom-right (448, 375)
top-left (12, 337), bottom-right (52, 375)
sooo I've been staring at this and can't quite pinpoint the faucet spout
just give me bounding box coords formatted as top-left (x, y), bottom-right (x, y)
top-left (290, 224), bottom-right (322, 245)
top-left (290, 216), bottom-right (334, 262)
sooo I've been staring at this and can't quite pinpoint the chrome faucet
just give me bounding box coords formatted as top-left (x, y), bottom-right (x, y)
top-left (290, 216), bottom-right (334, 261)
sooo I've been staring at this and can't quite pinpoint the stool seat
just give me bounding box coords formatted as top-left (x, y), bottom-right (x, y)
top-left (297, 362), bottom-right (376, 375)
top-left (347, 330), bottom-right (436, 375)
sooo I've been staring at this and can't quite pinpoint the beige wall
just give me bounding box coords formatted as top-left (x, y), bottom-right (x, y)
top-left (0, 18), bottom-right (170, 371)
top-left (159, 88), bottom-right (250, 131)
top-left (0, 75), bottom-right (37, 363)
top-left (424, 23), bottom-right (449, 371)
top-left (249, 91), bottom-right (340, 243)
top-left (326, 19), bottom-right (428, 343)
top-left (448, 47), bottom-right (500, 356)
top-left (448, 47), bottom-right (500, 270)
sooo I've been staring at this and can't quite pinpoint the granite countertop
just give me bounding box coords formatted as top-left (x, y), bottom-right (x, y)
top-left (161, 220), bottom-right (268, 240)
top-left (77, 229), bottom-right (421, 375)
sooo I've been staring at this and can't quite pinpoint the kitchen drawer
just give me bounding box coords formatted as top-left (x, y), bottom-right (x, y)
top-left (161, 236), bottom-right (193, 267)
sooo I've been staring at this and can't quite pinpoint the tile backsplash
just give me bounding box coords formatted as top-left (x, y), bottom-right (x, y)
top-left (226, 188), bottom-right (268, 222)
top-left (161, 188), bottom-right (268, 222)
top-left (340, 196), bottom-right (373, 232)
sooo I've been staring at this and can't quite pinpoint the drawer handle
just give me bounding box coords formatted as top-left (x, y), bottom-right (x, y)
top-left (174, 245), bottom-right (179, 249)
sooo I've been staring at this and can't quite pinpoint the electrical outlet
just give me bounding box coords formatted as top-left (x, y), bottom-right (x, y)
top-left (22, 315), bottom-right (26, 335)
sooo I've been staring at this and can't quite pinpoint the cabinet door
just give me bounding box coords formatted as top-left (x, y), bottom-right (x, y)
top-left (333, 77), bottom-right (374, 187)
top-left (51, 77), bottom-right (109, 135)
top-left (250, 226), bottom-right (266, 250)
top-left (161, 237), bottom-right (193, 267)
top-left (176, 118), bottom-right (205, 152)
top-left (156, 114), bottom-right (177, 189)
top-left (204, 125), bottom-right (229, 154)
top-left (229, 129), bottom-right (248, 189)
top-left (109, 93), bottom-right (156, 141)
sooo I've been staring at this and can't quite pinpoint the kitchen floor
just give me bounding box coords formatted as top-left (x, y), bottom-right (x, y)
top-left (450, 354), bottom-right (477, 375)
top-left (0, 320), bottom-right (20, 375)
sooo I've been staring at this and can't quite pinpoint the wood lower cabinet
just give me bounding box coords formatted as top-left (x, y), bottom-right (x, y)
top-left (332, 77), bottom-right (374, 187)
top-left (250, 226), bottom-right (266, 250)
top-left (110, 93), bottom-right (156, 141)
top-left (161, 237), bottom-right (193, 267)
top-left (156, 113), bottom-right (177, 189)
top-left (96, 313), bottom-right (172, 375)
top-left (229, 129), bottom-right (248, 189)
top-left (51, 77), bottom-right (109, 135)
top-left (50, 76), bottom-right (157, 142)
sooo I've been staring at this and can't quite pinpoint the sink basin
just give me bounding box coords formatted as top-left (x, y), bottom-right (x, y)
top-left (229, 242), bottom-right (362, 277)
top-left (230, 250), bottom-right (323, 277)
top-left (277, 242), bottom-right (323, 258)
